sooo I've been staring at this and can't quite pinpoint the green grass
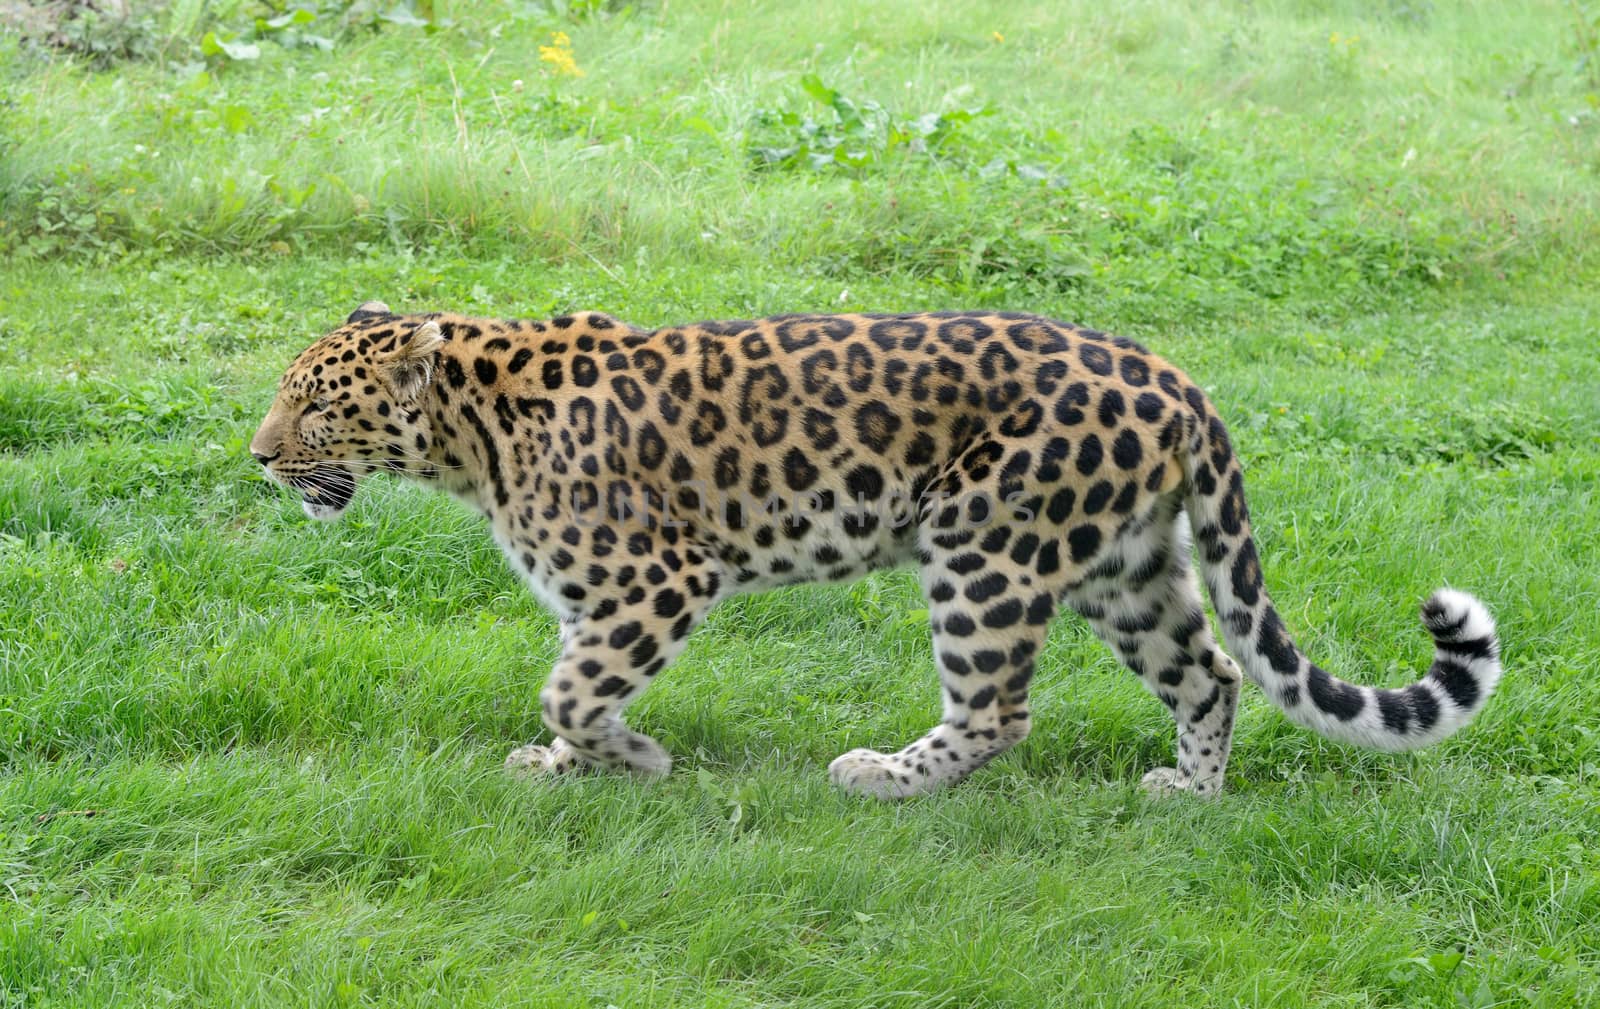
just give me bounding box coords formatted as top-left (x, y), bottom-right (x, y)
top-left (3, 1), bottom-right (1600, 1005)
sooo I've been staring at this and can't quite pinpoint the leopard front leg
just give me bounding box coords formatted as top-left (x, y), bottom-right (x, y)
top-left (505, 542), bottom-right (722, 780)
top-left (505, 622), bottom-right (594, 774)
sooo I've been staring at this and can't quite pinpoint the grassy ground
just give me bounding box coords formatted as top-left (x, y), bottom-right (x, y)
top-left (3, 1), bottom-right (1599, 1006)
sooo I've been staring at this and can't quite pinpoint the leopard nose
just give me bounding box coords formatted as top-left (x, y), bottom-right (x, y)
top-left (252, 449), bottom-right (279, 466)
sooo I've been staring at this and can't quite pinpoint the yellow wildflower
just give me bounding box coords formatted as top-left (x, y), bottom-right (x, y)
top-left (539, 31), bottom-right (584, 77)
top-left (992, 31), bottom-right (1004, 43)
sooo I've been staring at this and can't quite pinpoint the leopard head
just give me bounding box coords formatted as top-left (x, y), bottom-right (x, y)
top-left (249, 301), bottom-right (444, 520)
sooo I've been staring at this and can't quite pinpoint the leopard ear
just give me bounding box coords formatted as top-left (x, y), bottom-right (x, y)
top-left (397, 319), bottom-right (444, 356)
top-left (386, 320), bottom-right (443, 400)
top-left (347, 300), bottom-right (391, 323)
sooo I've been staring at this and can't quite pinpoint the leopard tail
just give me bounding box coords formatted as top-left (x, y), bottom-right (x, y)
top-left (1180, 412), bottom-right (1501, 751)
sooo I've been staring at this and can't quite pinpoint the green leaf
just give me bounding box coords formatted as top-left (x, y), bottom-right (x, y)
top-left (695, 767), bottom-right (720, 796)
top-left (381, 7), bottom-right (431, 28)
top-left (684, 116), bottom-right (719, 138)
top-left (264, 9), bottom-right (317, 30)
top-left (798, 73), bottom-right (837, 107)
top-left (201, 32), bottom-right (261, 62)
top-left (220, 105), bottom-right (254, 134)
top-left (909, 111), bottom-right (944, 137)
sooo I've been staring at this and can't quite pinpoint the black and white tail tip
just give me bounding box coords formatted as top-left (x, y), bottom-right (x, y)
top-left (1388, 588), bottom-right (1502, 750)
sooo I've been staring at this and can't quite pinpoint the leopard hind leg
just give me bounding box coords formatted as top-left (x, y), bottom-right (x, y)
top-left (1067, 504), bottom-right (1242, 797)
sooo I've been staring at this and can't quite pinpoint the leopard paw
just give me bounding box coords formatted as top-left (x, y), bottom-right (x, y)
top-left (504, 738), bottom-right (587, 776)
top-left (1139, 766), bottom-right (1222, 798)
top-left (828, 748), bottom-right (925, 800)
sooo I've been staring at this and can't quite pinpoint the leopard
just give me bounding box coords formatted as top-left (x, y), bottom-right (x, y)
top-left (249, 300), bottom-right (1502, 799)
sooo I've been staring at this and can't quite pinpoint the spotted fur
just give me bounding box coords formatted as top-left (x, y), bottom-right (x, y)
top-left (250, 302), bottom-right (1502, 799)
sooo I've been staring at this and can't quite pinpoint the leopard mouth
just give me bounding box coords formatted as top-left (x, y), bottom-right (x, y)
top-left (291, 465), bottom-right (357, 518)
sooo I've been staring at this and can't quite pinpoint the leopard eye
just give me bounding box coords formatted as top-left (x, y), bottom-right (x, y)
top-left (303, 396), bottom-right (332, 416)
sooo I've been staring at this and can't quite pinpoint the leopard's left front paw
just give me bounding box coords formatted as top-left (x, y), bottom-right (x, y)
top-left (1139, 766), bottom-right (1222, 798)
top-left (828, 748), bottom-right (925, 800)
top-left (504, 738), bottom-right (588, 777)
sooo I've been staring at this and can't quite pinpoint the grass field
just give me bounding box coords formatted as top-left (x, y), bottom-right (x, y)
top-left (3, 1), bottom-right (1599, 1005)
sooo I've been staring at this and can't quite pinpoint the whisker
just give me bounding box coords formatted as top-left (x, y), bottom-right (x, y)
top-left (351, 446), bottom-right (466, 471)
